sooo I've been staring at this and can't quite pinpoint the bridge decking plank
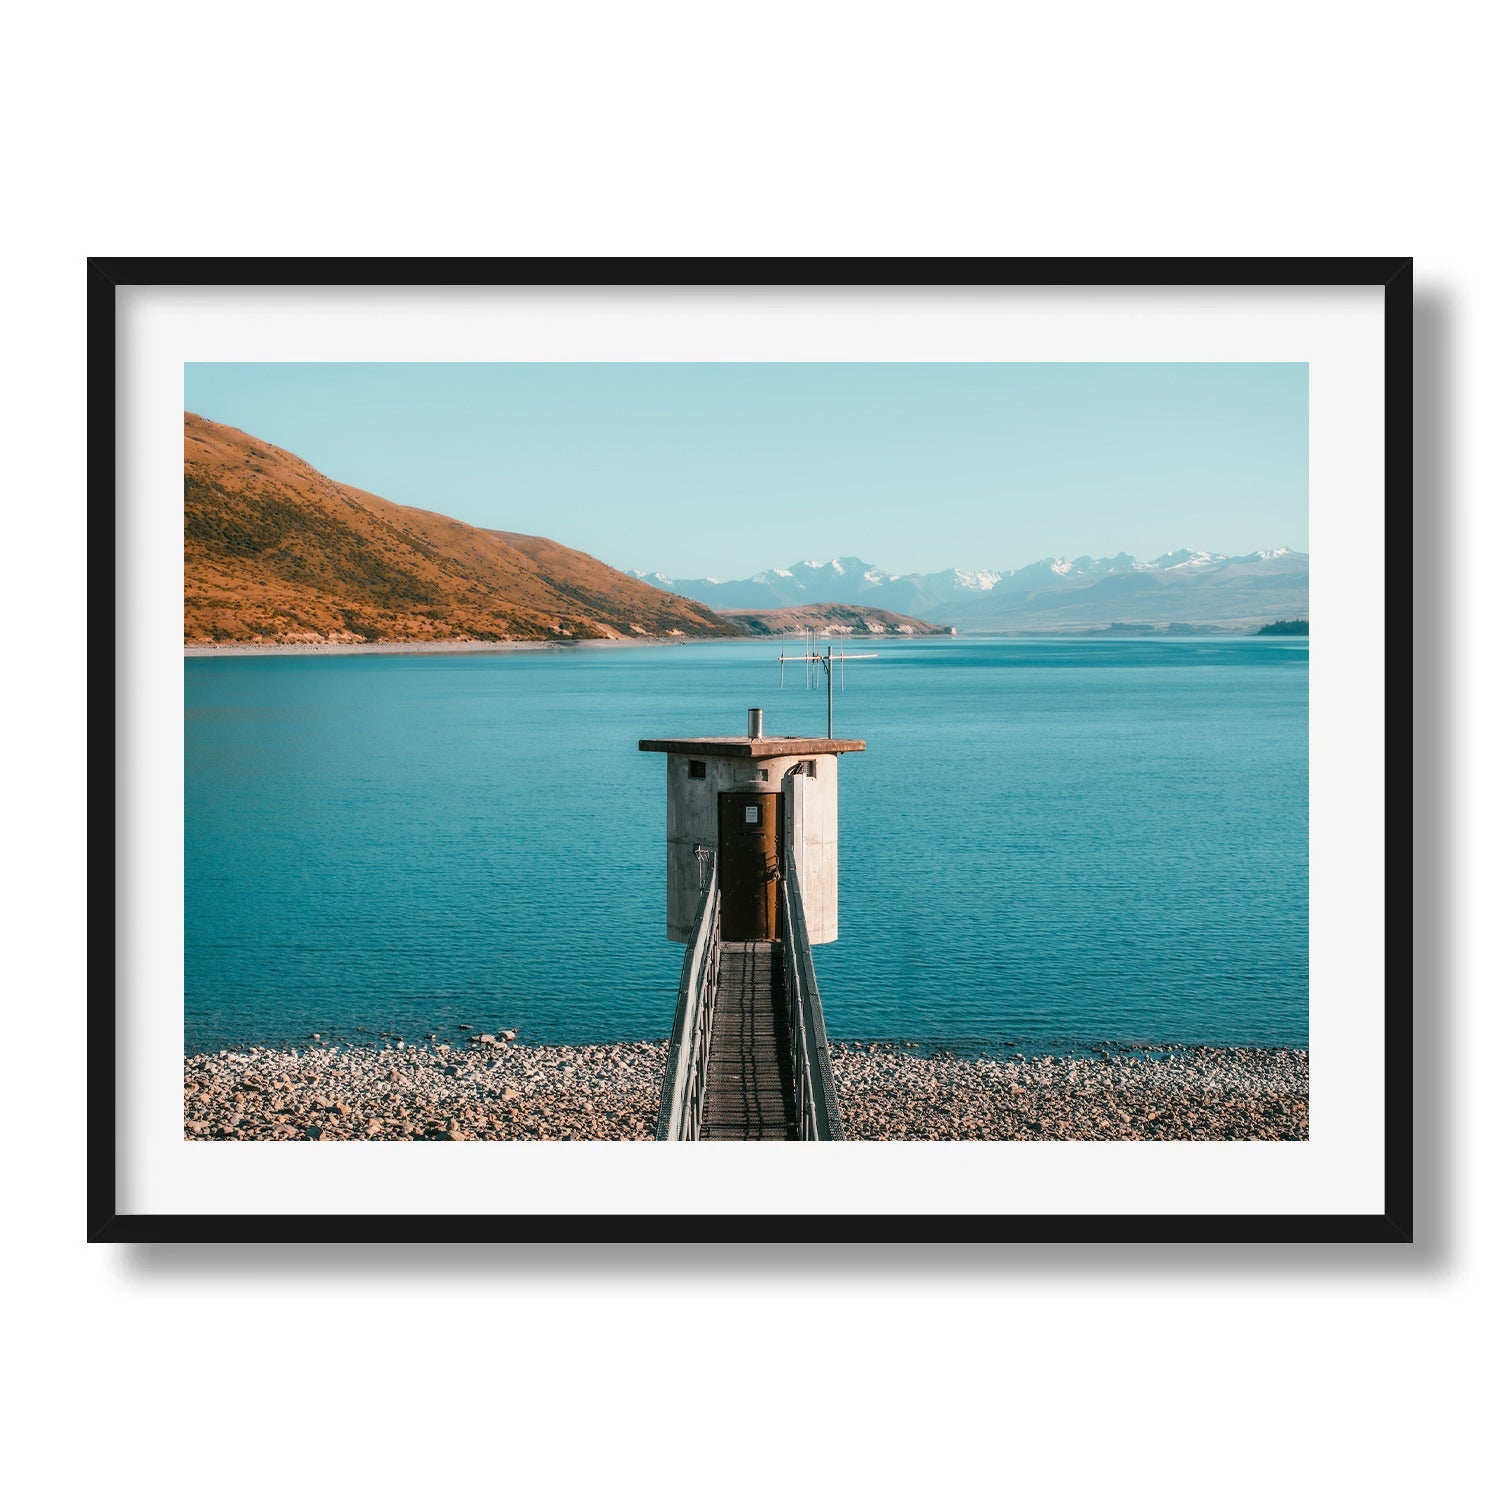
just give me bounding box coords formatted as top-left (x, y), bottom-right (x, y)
top-left (700, 941), bottom-right (798, 1141)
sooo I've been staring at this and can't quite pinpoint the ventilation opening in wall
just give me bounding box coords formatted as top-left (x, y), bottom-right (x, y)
top-left (688, 760), bottom-right (706, 780)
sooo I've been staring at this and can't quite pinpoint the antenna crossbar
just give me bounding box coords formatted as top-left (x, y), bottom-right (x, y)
top-left (775, 637), bottom-right (877, 738)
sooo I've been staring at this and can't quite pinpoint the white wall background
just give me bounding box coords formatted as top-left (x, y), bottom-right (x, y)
top-left (3, 4), bottom-right (1490, 1497)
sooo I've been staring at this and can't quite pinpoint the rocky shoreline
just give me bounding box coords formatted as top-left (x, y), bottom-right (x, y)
top-left (184, 1038), bottom-right (1308, 1142)
top-left (834, 1042), bottom-right (1307, 1141)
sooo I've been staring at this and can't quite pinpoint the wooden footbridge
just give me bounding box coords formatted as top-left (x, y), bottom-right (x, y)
top-left (642, 710), bottom-right (860, 1143)
top-left (655, 844), bottom-right (845, 1141)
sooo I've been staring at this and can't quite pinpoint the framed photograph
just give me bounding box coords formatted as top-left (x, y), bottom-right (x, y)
top-left (93, 257), bottom-right (1413, 1243)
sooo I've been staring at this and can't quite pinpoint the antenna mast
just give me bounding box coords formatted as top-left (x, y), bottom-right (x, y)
top-left (778, 632), bottom-right (876, 738)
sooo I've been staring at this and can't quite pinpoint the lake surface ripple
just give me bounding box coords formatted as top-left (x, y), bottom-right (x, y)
top-left (185, 637), bottom-right (1308, 1052)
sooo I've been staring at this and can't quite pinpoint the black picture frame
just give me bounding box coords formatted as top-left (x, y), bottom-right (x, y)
top-left (91, 256), bottom-right (1414, 1244)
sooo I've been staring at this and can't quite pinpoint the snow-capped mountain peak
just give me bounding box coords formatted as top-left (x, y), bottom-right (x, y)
top-left (953, 568), bottom-right (1003, 591)
top-left (1151, 548), bottom-right (1227, 571)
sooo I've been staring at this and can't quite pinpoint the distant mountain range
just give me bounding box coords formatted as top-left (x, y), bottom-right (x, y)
top-left (184, 414), bottom-right (735, 645)
top-left (632, 549), bottom-right (1309, 632)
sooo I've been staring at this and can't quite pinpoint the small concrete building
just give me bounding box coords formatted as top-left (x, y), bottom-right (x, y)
top-left (640, 710), bottom-right (864, 945)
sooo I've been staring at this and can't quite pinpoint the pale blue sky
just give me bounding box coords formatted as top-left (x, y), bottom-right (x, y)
top-left (184, 362), bottom-right (1308, 578)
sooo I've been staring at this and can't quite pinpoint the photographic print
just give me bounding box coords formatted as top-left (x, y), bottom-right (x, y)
top-left (95, 261), bottom-right (1410, 1240)
top-left (181, 359), bottom-right (1310, 1146)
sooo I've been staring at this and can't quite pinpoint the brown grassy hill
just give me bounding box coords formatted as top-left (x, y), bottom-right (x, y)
top-left (184, 412), bottom-right (739, 645)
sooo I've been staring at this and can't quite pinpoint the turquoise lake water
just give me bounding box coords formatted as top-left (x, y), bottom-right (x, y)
top-left (184, 636), bottom-right (1308, 1053)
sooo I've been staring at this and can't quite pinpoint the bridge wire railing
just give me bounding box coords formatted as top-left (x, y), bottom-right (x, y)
top-left (779, 790), bottom-right (847, 1142)
top-left (654, 853), bottom-right (720, 1141)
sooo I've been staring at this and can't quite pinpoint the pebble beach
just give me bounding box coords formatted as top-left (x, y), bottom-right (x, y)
top-left (184, 1036), bottom-right (1308, 1142)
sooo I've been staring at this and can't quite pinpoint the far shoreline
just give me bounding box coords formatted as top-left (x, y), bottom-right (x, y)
top-left (184, 628), bottom-right (1298, 658)
top-left (183, 634), bottom-right (729, 658)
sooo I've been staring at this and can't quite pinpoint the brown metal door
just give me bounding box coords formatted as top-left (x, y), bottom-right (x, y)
top-left (718, 791), bottom-right (781, 941)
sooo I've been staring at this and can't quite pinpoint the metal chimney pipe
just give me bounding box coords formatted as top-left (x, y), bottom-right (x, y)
top-left (747, 707), bottom-right (764, 740)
